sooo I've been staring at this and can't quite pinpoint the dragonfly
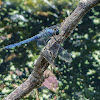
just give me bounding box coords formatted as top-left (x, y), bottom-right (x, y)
top-left (4, 27), bottom-right (59, 49)
top-left (3, 25), bottom-right (72, 64)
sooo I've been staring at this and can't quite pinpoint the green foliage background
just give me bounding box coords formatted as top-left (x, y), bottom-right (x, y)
top-left (0, 0), bottom-right (100, 99)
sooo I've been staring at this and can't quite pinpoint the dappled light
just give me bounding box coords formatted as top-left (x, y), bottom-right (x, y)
top-left (0, 0), bottom-right (100, 99)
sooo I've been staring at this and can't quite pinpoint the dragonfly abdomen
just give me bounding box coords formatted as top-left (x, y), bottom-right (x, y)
top-left (4, 28), bottom-right (58, 49)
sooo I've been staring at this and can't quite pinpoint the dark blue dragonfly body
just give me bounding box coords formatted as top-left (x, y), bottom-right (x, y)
top-left (4, 28), bottom-right (59, 49)
top-left (3, 24), bottom-right (72, 64)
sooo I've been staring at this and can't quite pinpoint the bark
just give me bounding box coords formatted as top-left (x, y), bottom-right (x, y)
top-left (3, 0), bottom-right (100, 100)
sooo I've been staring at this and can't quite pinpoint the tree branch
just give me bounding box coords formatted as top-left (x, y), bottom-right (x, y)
top-left (3, 0), bottom-right (100, 100)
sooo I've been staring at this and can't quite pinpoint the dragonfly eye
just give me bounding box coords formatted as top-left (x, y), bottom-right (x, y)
top-left (56, 29), bottom-right (59, 35)
top-left (54, 28), bottom-right (59, 35)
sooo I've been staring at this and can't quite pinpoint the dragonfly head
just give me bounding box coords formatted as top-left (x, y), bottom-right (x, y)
top-left (46, 28), bottom-right (59, 37)
top-left (56, 29), bottom-right (59, 35)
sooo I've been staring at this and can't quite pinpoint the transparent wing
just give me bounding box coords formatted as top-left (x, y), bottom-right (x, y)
top-left (38, 38), bottom-right (72, 65)
top-left (37, 37), bottom-right (50, 50)
top-left (41, 43), bottom-right (60, 68)
top-left (58, 46), bottom-right (72, 63)
top-left (37, 37), bottom-right (56, 67)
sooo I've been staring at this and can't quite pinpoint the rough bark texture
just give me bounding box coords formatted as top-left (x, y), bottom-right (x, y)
top-left (3, 0), bottom-right (100, 100)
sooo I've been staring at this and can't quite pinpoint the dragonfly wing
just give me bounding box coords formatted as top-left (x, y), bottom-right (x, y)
top-left (37, 37), bottom-right (50, 50)
top-left (58, 46), bottom-right (72, 63)
top-left (41, 49), bottom-right (55, 67)
top-left (41, 43), bottom-right (60, 67)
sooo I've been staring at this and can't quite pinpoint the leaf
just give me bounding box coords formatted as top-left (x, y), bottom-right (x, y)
top-left (0, 0), bottom-right (2, 6)
top-left (42, 69), bottom-right (58, 93)
top-left (5, 53), bottom-right (17, 62)
top-left (15, 69), bottom-right (23, 76)
top-left (0, 83), bottom-right (6, 90)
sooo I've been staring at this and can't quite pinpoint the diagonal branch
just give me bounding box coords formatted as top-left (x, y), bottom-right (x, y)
top-left (3, 0), bottom-right (100, 100)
